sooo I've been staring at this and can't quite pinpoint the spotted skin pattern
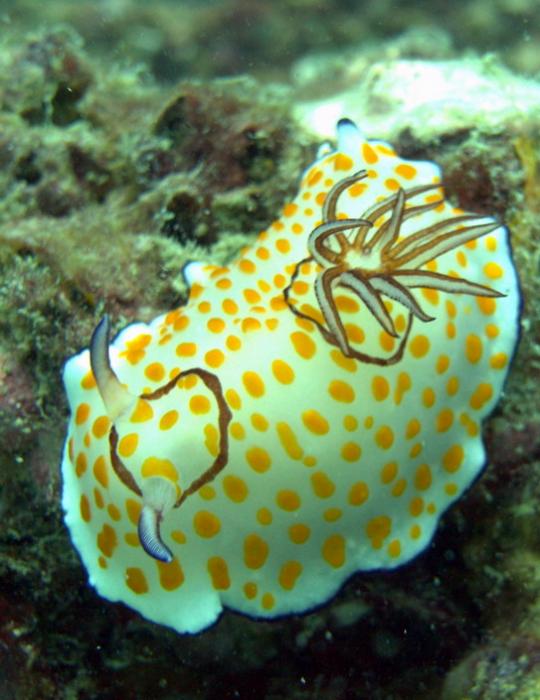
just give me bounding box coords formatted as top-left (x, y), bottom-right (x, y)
top-left (62, 121), bottom-right (520, 633)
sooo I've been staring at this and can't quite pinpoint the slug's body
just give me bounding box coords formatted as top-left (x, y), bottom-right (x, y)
top-left (62, 120), bottom-right (520, 633)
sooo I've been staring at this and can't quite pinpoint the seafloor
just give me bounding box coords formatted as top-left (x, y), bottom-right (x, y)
top-left (0, 1), bottom-right (540, 699)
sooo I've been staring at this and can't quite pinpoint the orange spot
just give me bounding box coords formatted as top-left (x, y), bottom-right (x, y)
top-left (410, 334), bottom-right (430, 358)
top-left (395, 163), bottom-right (417, 179)
top-left (159, 410), bottom-right (179, 430)
top-left (328, 379), bottom-right (355, 403)
top-left (176, 342), bottom-right (197, 357)
top-left (141, 457), bottom-right (178, 482)
top-left (375, 425), bottom-right (394, 450)
top-left (362, 143), bottom-right (378, 164)
top-left (75, 403), bottom-right (91, 425)
top-left (465, 334), bottom-right (483, 364)
top-left (484, 262), bottom-right (503, 279)
top-left (75, 452), bottom-right (88, 477)
top-left (283, 202), bottom-right (298, 217)
top-left (222, 474), bottom-right (248, 502)
top-left (130, 399), bottom-right (154, 423)
top-left (97, 523), bottom-right (117, 558)
top-left (276, 422), bottom-right (303, 460)
top-left (348, 481), bottom-right (369, 506)
top-left (302, 409), bottom-right (329, 435)
top-left (81, 371), bottom-right (96, 390)
top-left (330, 349), bottom-right (357, 373)
top-left (80, 494), bottom-right (91, 522)
top-left (288, 523), bottom-right (311, 544)
top-left (242, 371), bottom-right (265, 398)
top-left (322, 534), bottom-right (346, 567)
top-left (476, 296), bottom-right (496, 315)
top-left (257, 507), bottom-right (273, 525)
top-left (371, 376), bottom-right (389, 401)
top-left (205, 349), bottom-right (225, 368)
top-left (244, 533), bottom-right (269, 569)
top-left (125, 499), bottom-right (142, 525)
top-left (225, 388), bottom-right (241, 410)
top-left (251, 413), bottom-right (269, 431)
top-left (290, 331), bottom-right (316, 359)
top-left (193, 511), bottom-right (221, 538)
top-left (93, 456), bottom-right (108, 487)
top-left (436, 408), bottom-right (454, 433)
top-left (387, 540), bottom-right (401, 558)
top-left (366, 515), bottom-right (391, 549)
top-left (145, 362), bottom-right (165, 382)
top-left (311, 471), bottom-right (335, 498)
top-left (436, 355), bottom-right (450, 374)
top-left (207, 317), bottom-right (226, 333)
top-left (279, 561), bottom-right (303, 590)
top-left (245, 446), bottom-right (272, 473)
top-left (261, 593), bottom-right (275, 610)
top-left (207, 557), bottom-right (230, 590)
top-left (272, 359), bottom-right (295, 384)
top-left (189, 394), bottom-right (211, 414)
top-left (276, 489), bottom-right (301, 511)
top-left (381, 461), bottom-right (398, 484)
top-left (442, 444), bottom-right (464, 473)
top-left (226, 334), bottom-right (242, 351)
top-left (414, 464), bottom-right (432, 490)
top-left (341, 441), bottom-right (362, 462)
top-left (239, 258), bottom-right (256, 274)
top-left (469, 382), bottom-right (493, 410)
top-left (490, 352), bottom-right (508, 370)
top-left (125, 567), bottom-right (148, 594)
top-left (118, 433), bottom-right (138, 457)
top-left (222, 298), bottom-right (239, 315)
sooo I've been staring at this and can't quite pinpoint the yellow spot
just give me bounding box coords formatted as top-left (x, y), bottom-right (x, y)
top-left (245, 445), bottom-right (272, 473)
top-left (328, 379), bottom-right (355, 403)
top-left (381, 461), bottom-right (398, 484)
top-left (371, 376), bottom-right (389, 401)
top-left (145, 362), bottom-right (165, 382)
top-left (341, 441), bottom-right (362, 462)
top-left (276, 490), bottom-right (301, 511)
top-left (125, 567), bottom-right (148, 594)
top-left (409, 496), bottom-right (424, 517)
top-left (276, 422), bottom-right (303, 460)
top-left (239, 258), bottom-right (256, 274)
top-left (392, 479), bottom-right (407, 497)
top-left (207, 317), bottom-right (226, 333)
top-left (141, 457), bottom-right (178, 482)
top-left (387, 540), bottom-right (401, 558)
top-left (176, 342), bottom-right (197, 357)
top-left (302, 409), bottom-right (329, 435)
top-left (410, 334), bottom-right (430, 358)
top-left (279, 561), bottom-right (303, 590)
top-left (290, 331), bottom-right (316, 359)
top-left (159, 410), bottom-right (179, 430)
top-left (242, 371), bottom-right (265, 398)
top-left (223, 474), bottom-right (248, 502)
top-left (446, 322), bottom-right (456, 339)
top-left (348, 481), bottom-right (369, 506)
top-left (75, 403), bottom-right (91, 425)
top-left (156, 558), bottom-right (185, 590)
top-left (484, 261), bottom-right (503, 279)
top-left (222, 298), bottom-right (239, 315)
top-left (322, 534), bottom-right (346, 568)
top-left (469, 382), bottom-right (493, 410)
top-left (490, 352), bottom-right (508, 369)
top-left (171, 530), bottom-right (186, 544)
top-left (92, 456), bottom-right (108, 488)
top-left (405, 418), bottom-right (421, 440)
top-left (409, 443), bottom-right (422, 458)
top-left (330, 349), bottom-right (357, 372)
top-left (442, 444), bottom-right (464, 473)
top-left (422, 388), bottom-right (436, 408)
top-left (118, 433), bottom-right (138, 458)
top-left (446, 376), bottom-right (459, 396)
top-left (334, 153), bottom-right (354, 171)
top-left (75, 451), bottom-right (88, 477)
top-left (335, 295), bottom-right (359, 313)
top-left (465, 334), bottom-right (483, 364)
top-left (362, 143), bottom-right (378, 164)
top-left (324, 507), bottom-right (342, 522)
top-left (310, 471), bottom-right (335, 499)
top-left (395, 163), bottom-right (417, 179)
top-left (92, 416), bottom-right (110, 439)
top-left (436, 355), bottom-right (450, 374)
top-left (80, 494), bottom-right (91, 522)
top-left (107, 503), bottom-right (121, 521)
top-left (476, 297), bottom-right (496, 315)
top-left (124, 533), bottom-right (139, 547)
top-left (207, 557), bottom-right (230, 590)
top-left (204, 423), bottom-right (219, 457)
top-left (375, 425), bottom-right (394, 450)
top-left (199, 484), bottom-right (216, 500)
top-left (241, 317), bottom-right (262, 333)
top-left (243, 582), bottom-right (258, 599)
top-left (244, 288), bottom-right (261, 304)
top-left (205, 349), bottom-right (225, 368)
top-left (394, 371), bottom-right (411, 405)
top-left (343, 415), bottom-right (358, 432)
top-left (445, 482), bottom-right (459, 496)
top-left (409, 524), bottom-right (422, 540)
top-left (414, 464), bottom-right (432, 491)
top-left (421, 288), bottom-right (439, 305)
top-left (288, 523), bottom-right (311, 544)
top-left (251, 413), bottom-right (269, 431)
top-left (193, 510), bottom-right (221, 538)
top-left (225, 388), bottom-right (241, 410)
top-left (226, 334), bottom-right (242, 351)
top-left (366, 515), bottom-right (391, 549)
top-left (81, 371), bottom-right (96, 389)
top-left (272, 359), bottom-right (295, 384)
top-left (261, 592), bottom-right (275, 610)
top-left (189, 394), bottom-right (211, 414)
top-left (303, 455), bottom-right (317, 467)
top-left (257, 508), bottom-right (273, 525)
top-left (244, 533), bottom-right (269, 569)
top-left (126, 499), bottom-right (142, 525)
top-left (130, 399), bottom-right (154, 423)
top-left (97, 523), bottom-right (117, 558)
top-left (379, 331), bottom-right (395, 352)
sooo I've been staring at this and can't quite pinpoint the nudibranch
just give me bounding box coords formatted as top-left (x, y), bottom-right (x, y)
top-left (61, 119), bottom-right (520, 633)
